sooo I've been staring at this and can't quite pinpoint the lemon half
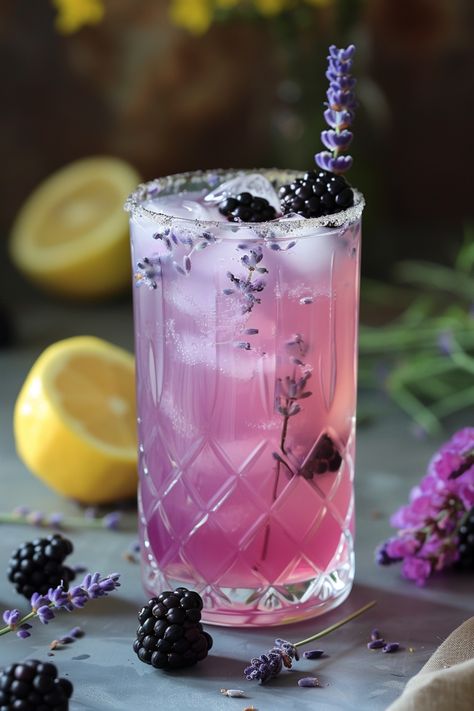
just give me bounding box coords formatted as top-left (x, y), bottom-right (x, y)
top-left (14, 336), bottom-right (138, 504)
top-left (10, 157), bottom-right (140, 299)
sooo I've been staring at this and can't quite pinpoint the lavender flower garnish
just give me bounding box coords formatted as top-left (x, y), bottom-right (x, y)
top-left (134, 256), bottom-right (161, 290)
top-left (0, 572), bottom-right (120, 639)
top-left (244, 601), bottom-right (376, 684)
top-left (225, 245), bottom-right (268, 319)
top-left (315, 44), bottom-right (356, 175)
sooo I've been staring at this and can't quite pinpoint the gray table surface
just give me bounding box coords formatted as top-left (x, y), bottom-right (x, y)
top-left (0, 298), bottom-right (472, 710)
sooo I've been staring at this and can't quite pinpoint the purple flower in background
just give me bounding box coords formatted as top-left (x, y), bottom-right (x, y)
top-left (103, 511), bottom-right (121, 530)
top-left (401, 556), bottom-right (432, 586)
top-left (376, 428), bottom-right (474, 585)
top-left (315, 45), bottom-right (356, 175)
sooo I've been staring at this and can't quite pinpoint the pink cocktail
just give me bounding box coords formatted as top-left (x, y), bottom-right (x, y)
top-left (127, 168), bottom-right (363, 626)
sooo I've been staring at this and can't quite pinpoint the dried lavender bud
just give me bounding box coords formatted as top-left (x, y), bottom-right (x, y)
top-left (367, 639), bottom-right (385, 650)
top-left (303, 649), bottom-right (325, 659)
top-left (383, 643), bottom-right (400, 654)
top-left (371, 628), bottom-right (382, 641)
top-left (220, 689), bottom-right (246, 697)
top-left (300, 297), bottom-right (313, 305)
top-left (298, 677), bottom-right (322, 688)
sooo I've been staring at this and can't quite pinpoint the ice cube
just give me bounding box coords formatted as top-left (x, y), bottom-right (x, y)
top-left (204, 173), bottom-right (280, 211)
top-left (146, 194), bottom-right (213, 220)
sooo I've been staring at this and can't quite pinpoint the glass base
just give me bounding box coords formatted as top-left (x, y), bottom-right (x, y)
top-left (141, 548), bottom-right (354, 627)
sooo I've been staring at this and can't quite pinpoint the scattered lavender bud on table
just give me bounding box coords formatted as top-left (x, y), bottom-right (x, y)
top-left (367, 640), bottom-right (385, 650)
top-left (383, 643), bottom-right (400, 654)
top-left (220, 689), bottom-right (246, 697)
top-left (244, 601), bottom-right (376, 684)
top-left (371, 628), bottom-right (382, 641)
top-left (303, 649), bottom-right (325, 659)
top-left (298, 677), bottom-right (322, 688)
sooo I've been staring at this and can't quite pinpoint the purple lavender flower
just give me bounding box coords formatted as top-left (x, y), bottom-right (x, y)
top-left (48, 585), bottom-right (70, 609)
top-left (2, 609), bottom-right (21, 628)
top-left (134, 256), bottom-right (161, 290)
top-left (31, 593), bottom-right (50, 612)
top-left (37, 605), bottom-right (55, 625)
top-left (315, 45), bottom-right (356, 175)
top-left (68, 585), bottom-right (89, 609)
top-left (80, 572), bottom-right (121, 599)
top-left (244, 638), bottom-right (298, 683)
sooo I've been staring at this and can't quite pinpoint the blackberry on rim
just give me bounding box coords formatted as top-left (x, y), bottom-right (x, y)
top-left (279, 170), bottom-right (354, 218)
top-left (218, 192), bottom-right (277, 223)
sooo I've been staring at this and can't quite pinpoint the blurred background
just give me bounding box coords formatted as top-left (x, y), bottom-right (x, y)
top-left (1, 0), bottom-right (474, 434)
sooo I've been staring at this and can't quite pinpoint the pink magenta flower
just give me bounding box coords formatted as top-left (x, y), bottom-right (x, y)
top-left (401, 557), bottom-right (432, 586)
top-left (376, 428), bottom-right (474, 585)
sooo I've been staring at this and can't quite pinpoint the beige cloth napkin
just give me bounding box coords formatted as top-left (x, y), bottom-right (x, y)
top-left (386, 617), bottom-right (474, 711)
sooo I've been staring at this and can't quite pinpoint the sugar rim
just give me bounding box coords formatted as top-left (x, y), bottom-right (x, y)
top-left (124, 168), bottom-right (364, 237)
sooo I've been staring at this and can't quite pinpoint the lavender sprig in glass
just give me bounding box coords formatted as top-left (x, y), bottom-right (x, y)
top-left (315, 44), bottom-right (356, 175)
top-left (0, 572), bottom-right (120, 639)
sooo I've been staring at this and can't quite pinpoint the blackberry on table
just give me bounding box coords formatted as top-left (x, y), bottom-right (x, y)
top-left (133, 587), bottom-right (213, 670)
top-left (457, 507), bottom-right (474, 570)
top-left (0, 659), bottom-right (73, 711)
top-left (7, 534), bottom-right (75, 600)
top-left (279, 170), bottom-right (354, 218)
top-left (218, 192), bottom-right (277, 223)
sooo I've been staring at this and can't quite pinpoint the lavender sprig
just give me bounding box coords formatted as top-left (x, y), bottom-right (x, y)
top-left (244, 601), bottom-right (376, 684)
top-left (0, 507), bottom-right (126, 531)
top-left (315, 44), bottom-right (356, 175)
top-left (0, 572), bottom-right (120, 639)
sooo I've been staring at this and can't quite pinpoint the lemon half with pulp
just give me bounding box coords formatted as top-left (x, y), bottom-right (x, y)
top-left (10, 156), bottom-right (140, 299)
top-left (14, 336), bottom-right (137, 504)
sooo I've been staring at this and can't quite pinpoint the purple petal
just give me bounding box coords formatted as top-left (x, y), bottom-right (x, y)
top-left (2, 609), bottom-right (21, 627)
top-left (16, 627), bottom-right (31, 639)
top-left (323, 108), bottom-right (353, 130)
top-left (315, 151), bottom-right (353, 174)
top-left (320, 129), bottom-right (353, 151)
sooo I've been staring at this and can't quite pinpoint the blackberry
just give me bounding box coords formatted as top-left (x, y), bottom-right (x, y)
top-left (133, 587), bottom-right (213, 670)
top-left (7, 534), bottom-right (75, 600)
top-left (301, 434), bottom-right (342, 479)
top-left (279, 170), bottom-right (354, 218)
top-left (218, 192), bottom-right (276, 223)
top-left (457, 507), bottom-right (474, 570)
top-left (0, 659), bottom-right (73, 711)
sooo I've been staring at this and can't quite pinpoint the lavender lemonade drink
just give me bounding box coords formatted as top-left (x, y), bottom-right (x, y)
top-left (126, 46), bottom-right (364, 626)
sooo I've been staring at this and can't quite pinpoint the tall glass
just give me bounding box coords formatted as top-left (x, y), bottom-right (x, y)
top-left (126, 169), bottom-right (364, 626)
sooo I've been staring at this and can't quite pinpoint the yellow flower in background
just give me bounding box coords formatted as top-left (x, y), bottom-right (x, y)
top-left (304, 0), bottom-right (332, 7)
top-left (215, 0), bottom-right (241, 8)
top-left (253, 0), bottom-right (290, 16)
top-left (169, 0), bottom-right (213, 34)
top-left (52, 0), bottom-right (104, 34)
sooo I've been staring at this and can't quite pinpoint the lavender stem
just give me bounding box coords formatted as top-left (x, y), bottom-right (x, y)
top-left (294, 601), bottom-right (377, 648)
